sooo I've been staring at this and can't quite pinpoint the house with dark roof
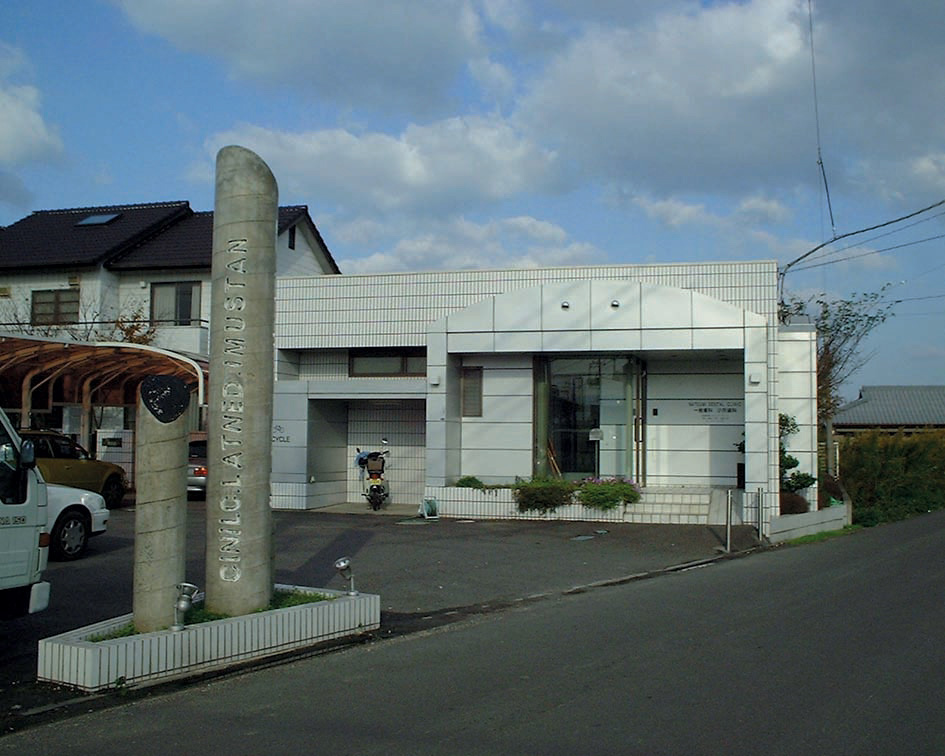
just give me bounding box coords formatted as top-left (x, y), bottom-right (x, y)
top-left (0, 201), bottom-right (339, 356)
top-left (833, 385), bottom-right (945, 435)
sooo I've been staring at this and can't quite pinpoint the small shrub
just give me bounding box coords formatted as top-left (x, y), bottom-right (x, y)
top-left (841, 429), bottom-right (945, 525)
top-left (266, 589), bottom-right (334, 610)
top-left (513, 478), bottom-right (576, 513)
top-left (779, 490), bottom-right (809, 515)
top-left (455, 475), bottom-right (485, 489)
top-left (576, 477), bottom-right (641, 510)
top-left (818, 475), bottom-right (845, 509)
top-left (87, 623), bottom-right (136, 642)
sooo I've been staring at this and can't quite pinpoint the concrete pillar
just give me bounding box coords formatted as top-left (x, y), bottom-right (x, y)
top-left (204, 146), bottom-right (277, 616)
top-left (133, 377), bottom-right (189, 632)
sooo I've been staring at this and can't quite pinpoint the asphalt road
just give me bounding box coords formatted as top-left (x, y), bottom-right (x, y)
top-left (0, 499), bottom-right (755, 732)
top-left (3, 509), bottom-right (942, 754)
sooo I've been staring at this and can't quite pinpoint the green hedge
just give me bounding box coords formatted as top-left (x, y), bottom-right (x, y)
top-left (840, 430), bottom-right (945, 526)
top-left (512, 477), bottom-right (641, 513)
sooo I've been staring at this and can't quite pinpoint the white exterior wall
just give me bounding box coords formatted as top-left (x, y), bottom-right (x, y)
top-left (275, 224), bottom-right (324, 278)
top-left (271, 261), bottom-right (795, 534)
top-left (777, 325), bottom-right (819, 507)
top-left (459, 354), bottom-right (533, 485)
top-left (277, 262), bottom-right (778, 349)
top-left (115, 271), bottom-right (210, 354)
top-left (0, 269), bottom-right (116, 337)
top-left (645, 359), bottom-right (744, 487)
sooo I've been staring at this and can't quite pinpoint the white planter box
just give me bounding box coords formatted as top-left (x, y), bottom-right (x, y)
top-left (426, 486), bottom-right (626, 523)
top-left (37, 584), bottom-right (380, 692)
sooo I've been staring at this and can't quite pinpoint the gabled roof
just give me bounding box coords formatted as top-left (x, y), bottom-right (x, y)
top-left (0, 202), bottom-right (192, 271)
top-left (0, 201), bottom-right (340, 274)
top-left (834, 385), bottom-right (945, 428)
top-left (107, 210), bottom-right (213, 270)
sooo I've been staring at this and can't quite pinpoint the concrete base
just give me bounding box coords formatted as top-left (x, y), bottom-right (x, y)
top-left (425, 486), bottom-right (716, 525)
top-left (37, 585), bottom-right (380, 692)
top-left (768, 504), bottom-right (852, 543)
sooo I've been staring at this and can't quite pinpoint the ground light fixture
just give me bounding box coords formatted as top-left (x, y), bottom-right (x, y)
top-left (172, 582), bottom-right (200, 631)
top-left (334, 556), bottom-right (357, 595)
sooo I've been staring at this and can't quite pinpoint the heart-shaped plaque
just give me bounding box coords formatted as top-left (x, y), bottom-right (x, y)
top-left (140, 375), bottom-right (191, 423)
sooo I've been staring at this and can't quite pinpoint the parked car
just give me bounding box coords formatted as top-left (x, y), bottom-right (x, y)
top-left (46, 483), bottom-right (109, 560)
top-left (188, 440), bottom-right (207, 498)
top-left (20, 430), bottom-right (127, 508)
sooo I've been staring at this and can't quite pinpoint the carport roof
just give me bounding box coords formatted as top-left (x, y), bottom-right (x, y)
top-left (0, 333), bottom-right (208, 414)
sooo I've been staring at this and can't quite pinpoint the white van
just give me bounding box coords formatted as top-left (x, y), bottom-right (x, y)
top-left (0, 408), bottom-right (50, 619)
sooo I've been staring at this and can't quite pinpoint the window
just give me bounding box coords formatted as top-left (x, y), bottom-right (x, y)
top-left (462, 367), bottom-right (483, 417)
top-left (349, 348), bottom-right (426, 377)
top-left (287, 225), bottom-right (296, 250)
top-left (31, 289), bottom-right (80, 326)
top-left (151, 282), bottom-right (201, 326)
top-left (75, 212), bottom-right (121, 226)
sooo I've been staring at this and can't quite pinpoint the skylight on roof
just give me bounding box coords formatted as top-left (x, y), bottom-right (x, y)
top-left (76, 212), bottom-right (121, 226)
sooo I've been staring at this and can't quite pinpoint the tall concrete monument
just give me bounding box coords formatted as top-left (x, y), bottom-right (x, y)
top-left (205, 146), bottom-right (277, 616)
top-left (133, 375), bottom-right (190, 632)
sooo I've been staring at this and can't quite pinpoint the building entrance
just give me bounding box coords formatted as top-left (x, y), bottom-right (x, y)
top-left (534, 356), bottom-right (645, 483)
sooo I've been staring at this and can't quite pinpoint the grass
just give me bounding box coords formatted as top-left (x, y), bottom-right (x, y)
top-left (85, 588), bottom-right (336, 641)
top-left (786, 524), bottom-right (862, 545)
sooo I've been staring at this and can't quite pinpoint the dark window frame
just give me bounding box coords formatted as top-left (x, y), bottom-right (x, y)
top-left (30, 288), bottom-right (80, 326)
top-left (462, 367), bottom-right (483, 417)
top-left (150, 281), bottom-right (201, 326)
top-left (348, 348), bottom-right (426, 377)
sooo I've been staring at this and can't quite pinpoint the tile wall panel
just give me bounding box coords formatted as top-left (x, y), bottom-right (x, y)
top-left (275, 261), bottom-right (778, 350)
top-left (347, 401), bottom-right (426, 505)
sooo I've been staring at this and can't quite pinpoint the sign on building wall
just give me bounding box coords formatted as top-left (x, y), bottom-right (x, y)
top-left (687, 400), bottom-right (743, 424)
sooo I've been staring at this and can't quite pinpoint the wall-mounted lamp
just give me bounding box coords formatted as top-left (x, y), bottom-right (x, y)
top-left (561, 301), bottom-right (570, 310)
top-left (610, 300), bottom-right (620, 308)
top-left (334, 556), bottom-right (357, 595)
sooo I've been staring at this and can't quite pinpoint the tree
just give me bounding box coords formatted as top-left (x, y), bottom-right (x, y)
top-left (0, 296), bottom-right (156, 345)
top-left (779, 286), bottom-right (895, 424)
top-left (780, 286), bottom-right (895, 478)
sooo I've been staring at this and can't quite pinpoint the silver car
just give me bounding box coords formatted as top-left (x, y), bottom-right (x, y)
top-left (187, 440), bottom-right (207, 498)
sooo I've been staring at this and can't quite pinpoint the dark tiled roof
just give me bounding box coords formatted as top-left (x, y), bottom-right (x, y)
top-left (0, 202), bottom-right (340, 274)
top-left (108, 211), bottom-right (212, 270)
top-left (0, 202), bottom-right (191, 271)
top-left (834, 385), bottom-right (945, 427)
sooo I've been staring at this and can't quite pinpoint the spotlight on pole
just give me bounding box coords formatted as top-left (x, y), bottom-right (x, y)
top-left (334, 557), bottom-right (357, 595)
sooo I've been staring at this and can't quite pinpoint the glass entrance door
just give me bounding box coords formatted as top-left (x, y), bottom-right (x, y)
top-left (535, 356), bottom-right (645, 482)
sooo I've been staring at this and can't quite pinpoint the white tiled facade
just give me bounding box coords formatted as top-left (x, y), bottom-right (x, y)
top-left (271, 261), bottom-right (818, 536)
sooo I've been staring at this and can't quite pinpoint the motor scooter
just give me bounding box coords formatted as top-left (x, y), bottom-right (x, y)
top-left (355, 439), bottom-right (390, 510)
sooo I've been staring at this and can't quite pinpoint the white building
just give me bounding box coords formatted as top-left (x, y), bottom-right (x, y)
top-left (270, 260), bottom-right (818, 534)
top-left (1, 204), bottom-right (818, 535)
top-left (0, 201), bottom-right (337, 435)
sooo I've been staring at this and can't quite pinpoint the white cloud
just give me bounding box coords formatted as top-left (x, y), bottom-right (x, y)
top-left (336, 214), bottom-right (596, 273)
top-left (633, 196), bottom-right (722, 229)
top-left (516, 0), bottom-right (813, 194)
top-left (735, 196), bottom-right (792, 225)
top-left (0, 44), bottom-right (63, 167)
top-left (203, 115), bottom-right (561, 216)
top-left (113, 0), bottom-right (482, 116)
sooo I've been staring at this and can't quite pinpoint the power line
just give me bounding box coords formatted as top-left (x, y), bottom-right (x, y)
top-left (883, 293), bottom-right (945, 304)
top-left (793, 232), bottom-right (945, 272)
top-left (778, 196), bottom-right (945, 296)
top-left (804, 208), bottom-right (945, 264)
top-left (808, 0), bottom-right (835, 238)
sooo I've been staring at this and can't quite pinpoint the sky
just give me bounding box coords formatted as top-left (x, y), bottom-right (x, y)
top-left (1, 0), bottom-right (942, 400)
